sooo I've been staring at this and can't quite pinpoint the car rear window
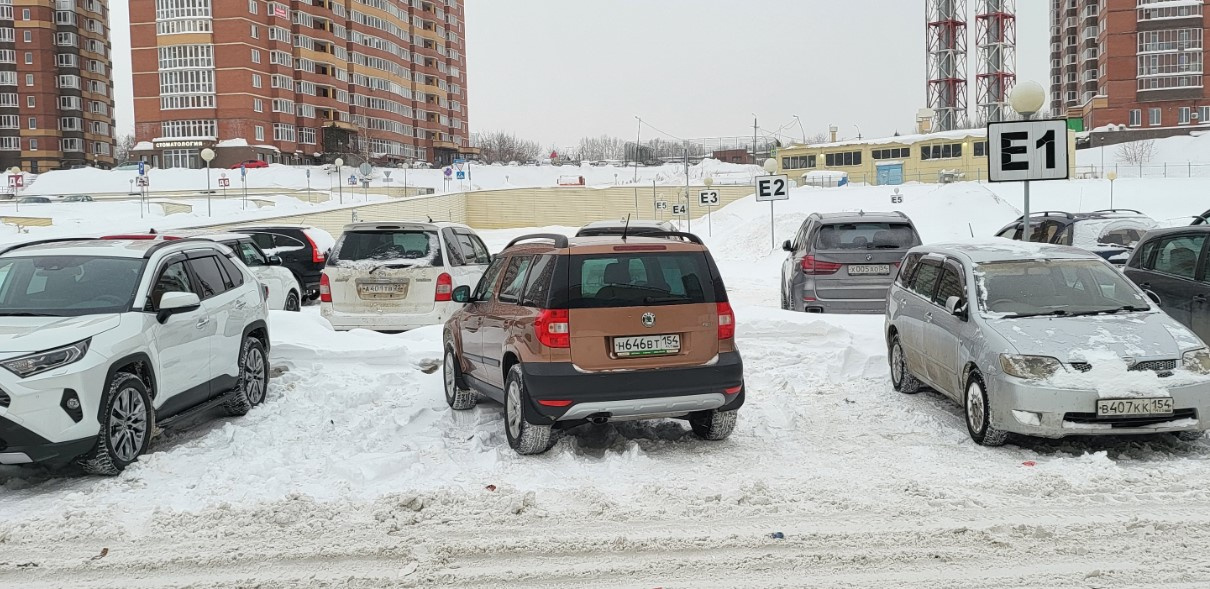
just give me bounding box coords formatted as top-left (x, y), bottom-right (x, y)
top-left (568, 252), bottom-right (715, 308)
top-left (817, 223), bottom-right (917, 250)
top-left (331, 230), bottom-right (441, 267)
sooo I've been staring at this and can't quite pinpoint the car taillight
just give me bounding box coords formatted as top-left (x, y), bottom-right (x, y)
top-left (303, 232), bottom-right (325, 264)
top-left (534, 309), bottom-right (570, 348)
top-left (319, 273), bottom-right (332, 303)
top-left (435, 272), bottom-right (452, 302)
top-left (261, 284), bottom-right (269, 302)
top-left (717, 302), bottom-right (735, 340)
top-left (801, 255), bottom-right (842, 275)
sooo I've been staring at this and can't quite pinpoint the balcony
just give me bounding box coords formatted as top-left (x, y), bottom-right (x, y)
top-left (1081, 26), bottom-right (1099, 41)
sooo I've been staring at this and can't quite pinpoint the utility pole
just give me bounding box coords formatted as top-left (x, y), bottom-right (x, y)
top-left (634, 116), bottom-right (642, 182)
top-left (684, 141), bottom-right (691, 234)
top-left (752, 115), bottom-right (758, 165)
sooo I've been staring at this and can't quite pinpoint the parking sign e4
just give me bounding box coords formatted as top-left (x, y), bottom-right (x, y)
top-left (987, 120), bottom-right (1070, 183)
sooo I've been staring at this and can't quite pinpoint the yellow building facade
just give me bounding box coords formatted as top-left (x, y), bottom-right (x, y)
top-left (775, 128), bottom-right (1076, 186)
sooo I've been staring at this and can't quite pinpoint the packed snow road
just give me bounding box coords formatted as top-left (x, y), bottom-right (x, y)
top-left (3, 184), bottom-right (1210, 587)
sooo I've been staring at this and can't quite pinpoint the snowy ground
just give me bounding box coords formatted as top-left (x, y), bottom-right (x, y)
top-left (2, 181), bottom-right (1210, 587)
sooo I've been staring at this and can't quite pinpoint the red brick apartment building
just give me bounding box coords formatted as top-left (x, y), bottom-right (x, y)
top-left (130, 0), bottom-right (475, 169)
top-left (0, 0), bottom-right (115, 173)
top-left (1052, 0), bottom-right (1210, 134)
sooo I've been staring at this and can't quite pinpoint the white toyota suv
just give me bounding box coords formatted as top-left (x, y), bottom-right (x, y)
top-left (0, 237), bottom-right (270, 474)
top-left (321, 222), bottom-right (492, 331)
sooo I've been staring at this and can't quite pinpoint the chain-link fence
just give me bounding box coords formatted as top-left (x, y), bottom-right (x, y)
top-left (1074, 163), bottom-right (1210, 179)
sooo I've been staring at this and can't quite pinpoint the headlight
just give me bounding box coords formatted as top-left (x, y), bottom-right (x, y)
top-left (1, 339), bottom-right (91, 378)
top-left (999, 354), bottom-right (1064, 380)
top-left (1183, 348), bottom-right (1210, 375)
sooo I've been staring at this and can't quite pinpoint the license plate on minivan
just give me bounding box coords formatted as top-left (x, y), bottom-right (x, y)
top-left (357, 282), bottom-right (408, 298)
top-left (849, 264), bottom-right (890, 275)
top-left (613, 334), bottom-right (681, 357)
top-left (1096, 398), bottom-right (1174, 417)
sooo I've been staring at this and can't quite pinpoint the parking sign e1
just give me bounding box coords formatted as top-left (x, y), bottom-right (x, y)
top-left (987, 120), bottom-right (1069, 183)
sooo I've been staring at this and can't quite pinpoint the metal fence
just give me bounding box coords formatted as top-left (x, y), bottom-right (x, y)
top-left (1074, 162), bottom-right (1210, 179)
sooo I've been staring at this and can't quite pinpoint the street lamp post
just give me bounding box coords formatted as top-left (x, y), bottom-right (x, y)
top-left (1009, 81), bottom-right (1046, 241)
top-left (200, 148), bottom-right (215, 216)
top-left (703, 176), bottom-right (715, 236)
top-left (1107, 170), bottom-right (1118, 209)
top-left (793, 115), bottom-right (807, 144)
top-left (334, 157), bottom-right (345, 204)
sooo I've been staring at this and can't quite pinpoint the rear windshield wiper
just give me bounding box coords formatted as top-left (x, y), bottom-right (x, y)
top-left (368, 263), bottom-right (412, 274)
top-left (1003, 309), bottom-right (1069, 319)
top-left (644, 296), bottom-right (691, 304)
top-left (0, 312), bottom-right (60, 317)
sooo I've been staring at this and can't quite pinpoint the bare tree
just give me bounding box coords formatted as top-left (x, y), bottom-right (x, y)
top-left (114, 133), bottom-right (136, 163)
top-left (477, 131), bottom-right (542, 163)
top-left (1116, 139), bottom-right (1157, 166)
top-left (806, 132), bottom-right (831, 145)
top-left (576, 135), bottom-right (625, 161)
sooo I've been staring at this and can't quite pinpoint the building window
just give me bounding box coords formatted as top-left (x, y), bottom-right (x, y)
top-left (0, 137), bottom-right (18, 151)
top-left (57, 74), bottom-right (79, 89)
top-left (824, 151), bottom-right (863, 167)
top-left (21, 8), bottom-right (28, 20)
top-left (155, 0), bottom-right (213, 35)
top-left (28, 139), bottom-right (36, 151)
top-left (1129, 109), bottom-right (1142, 126)
top-left (251, 49), bottom-right (260, 63)
top-left (254, 125), bottom-right (264, 141)
top-left (22, 52), bottom-right (30, 65)
top-left (920, 143), bottom-right (964, 160)
top-left (0, 115), bottom-right (16, 129)
top-left (272, 123), bottom-right (295, 142)
top-left (23, 73), bottom-right (31, 86)
top-left (60, 138), bottom-right (83, 153)
top-left (973, 141), bottom-right (987, 157)
top-left (59, 117), bottom-right (81, 131)
top-left (251, 73), bottom-right (262, 88)
top-left (249, 0), bottom-right (257, 13)
top-left (22, 30), bottom-right (29, 43)
top-left (1181, 106), bottom-right (1192, 124)
top-left (26, 117), bottom-right (34, 130)
top-left (160, 119), bottom-right (216, 138)
top-left (253, 98), bottom-right (263, 112)
top-left (162, 148), bottom-right (199, 169)
top-left (1150, 107), bottom-right (1162, 126)
top-left (780, 155), bottom-right (816, 169)
top-left (251, 24), bottom-right (258, 39)
top-left (55, 32), bottom-right (76, 46)
top-left (0, 71), bottom-right (15, 86)
top-left (871, 147), bottom-right (911, 160)
top-left (1201, 106), bottom-right (1210, 123)
top-left (298, 127), bottom-right (316, 145)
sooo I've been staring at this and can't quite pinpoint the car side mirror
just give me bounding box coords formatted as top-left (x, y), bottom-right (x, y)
top-left (452, 285), bottom-right (471, 304)
top-left (782, 240), bottom-right (793, 252)
top-left (156, 291), bottom-right (201, 324)
top-left (945, 295), bottom-right (968, 320)
top-left (1144, 289), bottom-right (1161, 305)
top-left (267, 255), bottom-right (283, 266)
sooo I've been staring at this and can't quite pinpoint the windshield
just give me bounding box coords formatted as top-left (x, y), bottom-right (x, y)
top-left (331, 230), bottom-right (441, 268)
top-left (0, 256), bottom-right (146, 316)
top-left (817, 223), bottom-right (917, 250)
top-left (975, 258), bottom-right (1151, 317)
top-left (568, 252), bottom-right (716, 308)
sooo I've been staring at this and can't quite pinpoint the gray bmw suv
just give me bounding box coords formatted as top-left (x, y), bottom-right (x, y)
top-left (780, 211), bottom-right (922, 313)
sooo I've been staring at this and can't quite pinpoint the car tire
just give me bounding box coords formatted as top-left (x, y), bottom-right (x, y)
top-left (889, 334), bottom-right (922, 394)
top-left (965, 371), bottom-right (1008, 447)
top-left (503, 364), bottom-right (554, 455)
top-left (444, 347), bottom-right (476, 410)
top-left (284, 290), bottom-right (300, 312)
top-left (780, 285), bottom-right (789, 310)
top-left (225, 337), bottom-right (269, 416)
top-left (81, 372), bottom-right (155, 476)
top-left (1176, 430), bottom-right (1204, 442)
top-left (689, 409), bottom-right (737, 441)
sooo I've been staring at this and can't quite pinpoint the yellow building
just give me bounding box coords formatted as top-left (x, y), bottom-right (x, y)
top-left (776, 128), bottom-right (1076, 186)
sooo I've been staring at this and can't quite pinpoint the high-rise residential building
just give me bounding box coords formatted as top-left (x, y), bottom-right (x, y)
top-left (1051, 0), bottom-right (1207, 133)
top-left (130, 0), bottom-right (473, 169)
top-left (0, 0), bottom-right (116, 173)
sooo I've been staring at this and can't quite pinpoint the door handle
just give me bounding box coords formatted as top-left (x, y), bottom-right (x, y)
top-left (1140, 283), bottom-right (1151, 290)
top-left (1195, 294), bottom-right (1207, 304)
top-left (196, 318), bottom-right (211, 328)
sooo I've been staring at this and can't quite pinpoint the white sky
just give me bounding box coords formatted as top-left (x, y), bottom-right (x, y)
top-left (111, 1), bottom-right (1048, 146)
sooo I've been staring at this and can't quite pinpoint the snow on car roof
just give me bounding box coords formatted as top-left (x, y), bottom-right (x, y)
top-left (915, 239), bottom-right (1101, 263)
top-left (0, 238), bottom-right (220, 259)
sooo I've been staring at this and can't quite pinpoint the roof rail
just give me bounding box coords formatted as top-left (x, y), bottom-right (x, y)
top-left (1013, 210), bottom-right (1073, 222)
top-left (505, 233), bottom-right (570, 250)
top-left (1092, 208), bottom-right (1144, 215)
top-left (0, 237), bottom-right (98, 256)
top-left (142, 237), bottom-right (227, 258)
top-left (632, 231), bottom-right (705, 245)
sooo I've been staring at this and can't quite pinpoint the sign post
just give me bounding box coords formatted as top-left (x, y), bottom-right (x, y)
top-left (305, 168), bottom-right (311, 203)
top-left (383, 169), bottom-right (393, 198)
top-left (755, 174), bottom-right (790, 250)
top-left (988, 119), bottom-right (1070, 240)
top-left (218, 173), bottom-right (229, 201)
top-left (698, 188), bottom-right (719, 236)
top-left (359, 163), bottom-right (372, 201)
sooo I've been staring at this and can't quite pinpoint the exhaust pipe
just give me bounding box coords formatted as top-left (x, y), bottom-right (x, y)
top-left (587, 413), bottom-right (611, 425)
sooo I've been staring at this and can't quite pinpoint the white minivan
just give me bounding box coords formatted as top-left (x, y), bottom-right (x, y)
top-left (320, 222), bottom-right (491, 331)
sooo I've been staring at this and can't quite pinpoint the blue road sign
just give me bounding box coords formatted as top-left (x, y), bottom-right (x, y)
top-left (348, 175), bottom-right (357, 185)
top-left (456, 171), bottom-right (465, 180)
top-left (240, 164), bottom-right (247, 179)
top-left (453, 158), bottom-right (466, 164)
top-left (138, 161), bottom-right (145, 176)
top-left (306, 169), bottom-right (311, 179)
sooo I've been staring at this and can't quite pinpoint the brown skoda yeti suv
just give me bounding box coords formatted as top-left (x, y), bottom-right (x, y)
top-left (443, 231), bottom-right (745, 454)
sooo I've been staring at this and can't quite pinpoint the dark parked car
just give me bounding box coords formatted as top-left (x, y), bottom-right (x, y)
top-left (995, 210), bottom-right (1156, 265)
top-left (1124, 226), bottom-right (1210, 344)
top-left (16, 196), bottom-right (50, 204)
top-left (60, 194), bottom-right (94, 202)
top-left (233, 225), bottom-right (334, 300)
top-left (780, 211), bottom-right (922, 313)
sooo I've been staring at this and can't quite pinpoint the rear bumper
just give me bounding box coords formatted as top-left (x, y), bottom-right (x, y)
top-left (0, 415), bottom-right (94, 466)
top-left (520, 352), bottom-right (745, 424)
top-left (793, 278), bottom-right (890, 314)
top-left (320, 302), bottom-right (457, 331)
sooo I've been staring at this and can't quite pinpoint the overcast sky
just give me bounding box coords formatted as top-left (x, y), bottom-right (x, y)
top-left (111, 1), bottom-right (1048, 146)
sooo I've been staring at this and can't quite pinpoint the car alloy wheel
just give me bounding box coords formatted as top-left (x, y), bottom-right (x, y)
top-left (506, 380), bottom-right (523, 440)
top-left (109, 385), bottom-right (149, 463)
top-left (891, 341), bottom-right (907, 387)
top-left (444, 351), bottom-right (457, 401)
top-left (243, 344), bottom-right (267, 405)
top-left (966, 379), bottom-right (986, 435)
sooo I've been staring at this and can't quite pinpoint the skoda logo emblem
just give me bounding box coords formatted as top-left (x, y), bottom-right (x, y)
top-left (641, 312), bottom-right (656, 328)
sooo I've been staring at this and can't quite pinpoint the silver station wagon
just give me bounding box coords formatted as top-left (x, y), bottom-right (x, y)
top-left (885, 241), bottom-right (1210, 446)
